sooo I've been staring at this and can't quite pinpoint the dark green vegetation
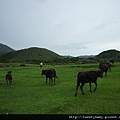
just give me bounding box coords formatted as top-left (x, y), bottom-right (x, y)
top-left (97, 49), bottom-right (120, 60)
top-left (0, 63), bottom-right (120, 114)
top-left (0, 45), bottom-right (120, 64)
top-left (0, 43), bottom-right (14, 55)
top-left (0, 47), bottom-right (62, 63)
top-left (0, 44), bottom-right (120, 114)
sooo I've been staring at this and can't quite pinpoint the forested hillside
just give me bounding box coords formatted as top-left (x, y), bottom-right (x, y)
top-left (0, 47), bottom-right (62, 62)
top-left (96, 49), bottom-right (120, 59)
top-left (0, 43), bottom-right (14, 55)
top-left (0, 43), bottom-right (120, 64)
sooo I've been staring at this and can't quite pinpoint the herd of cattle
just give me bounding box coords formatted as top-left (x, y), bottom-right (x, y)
top-left (6, 62), bottom-right (113, 96)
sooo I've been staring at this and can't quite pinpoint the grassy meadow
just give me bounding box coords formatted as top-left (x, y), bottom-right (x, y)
top-left (0, 63), bottom-right (120, 114)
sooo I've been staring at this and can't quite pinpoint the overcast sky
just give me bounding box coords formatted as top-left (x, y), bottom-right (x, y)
top-left (0, 0), bottom-right (120, 56)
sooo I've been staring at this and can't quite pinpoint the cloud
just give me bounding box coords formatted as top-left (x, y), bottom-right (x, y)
top-left (0, 0), bottom-right (120, 56)
top-left (92, 15), bottom-right (120, 33)
top-left (49, 41), bottom-right (92, 56)
top-left (55, 42), bottom-right (88, 50)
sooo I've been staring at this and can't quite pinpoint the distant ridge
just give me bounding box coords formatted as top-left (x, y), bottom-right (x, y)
top-left (78, 55), bottom-right (96, 58)
top-left (0, 43), bottom-right (15, 55)
top-left (0, 47), bottom-right (62, 62)
top-left (0, 43), bottom-right (120, 63)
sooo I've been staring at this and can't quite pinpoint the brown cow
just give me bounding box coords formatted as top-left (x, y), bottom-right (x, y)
top-left (99, 63), bottom-right (109, 76)
top-left (74, 70), bottom-right (103, 96)
top-left (6, 71), bottom-right (12, 86)
top-left (41, 69), bottom-right (58, 86)
top-left (99, 62), bottom-right (112, 72)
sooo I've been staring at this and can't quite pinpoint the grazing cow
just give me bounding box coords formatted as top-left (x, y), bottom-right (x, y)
top-left (107, 63), bottom-right (112, 72)
top-left (74, 70), bottom-right (103, 96)
top-left (20, 64), bottom-right (26, 67)
top-left (6, 71), bottom-right (12, 86)
top-left (41, 69), bottom-right (58, 86)
top-left (99, 63), bottom-right (109, 76)
top-left (99, 62), bottom-right (112, 72)
top-left (110, 60), bottom-right (114, 64)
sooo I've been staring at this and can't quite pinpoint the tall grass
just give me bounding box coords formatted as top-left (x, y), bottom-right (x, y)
top-left (0, 63), bottom-right (120, 114)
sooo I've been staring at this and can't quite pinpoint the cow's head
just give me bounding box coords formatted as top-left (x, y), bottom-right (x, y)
top-left (41, 70), bottom-right (48, 75)
top-left (41, 70), bottom-right (45, 75)
top-left (97, 70), bottom-right (103, 78)
top-left (8, 71), bottom-right (12, 75)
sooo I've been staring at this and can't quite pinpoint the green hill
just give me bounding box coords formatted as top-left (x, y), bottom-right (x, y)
top-left (0, 47), bottom-right (62, 62)
top-left (0, 43), bottom-right (14, 55)
top-left (96, 49), bottom-right (120, 59)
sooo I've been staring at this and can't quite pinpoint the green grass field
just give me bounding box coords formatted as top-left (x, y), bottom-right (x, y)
top-left (0, 63), bottom-right (120, 114)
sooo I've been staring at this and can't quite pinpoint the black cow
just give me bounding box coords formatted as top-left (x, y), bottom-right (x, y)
top-left (99, 62), bottom-right (112, 72)
top-left (74, 70), bottom-right (103, 96)
top-left (6, 71), bottom-right (12, 86)
top-left (110, 60), bottom-right (114, 64)
top-left (41, 69), bottom-right (58, 86)
top-left (20, 64), bottom-right (26, 67)
top-left (99, 63), bottom-right (110, 76)
top-left (107, 63), bottom-right (112, 72)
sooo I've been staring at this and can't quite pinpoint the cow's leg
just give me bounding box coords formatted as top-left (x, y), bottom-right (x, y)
top-left (46, 77), bottom-right (47, 84)
top-left (94, 82), bottom-right (97, 92)
top-left (9, 80), bottom-right (12, 85)
top-left (11, 80), bottom-right (12, 85)
top-left (74, 85), bottom-right (79, 96)
top-left (105, 72), bottom-right (107, 76)
top-left (49, 78), bottom-right (50, 84)
top-left (54, 77), bottom-right (55, 85)
top-left (51, 78), bottom-right (53, 86)
top-left (89, 82), bottom-right (92, 92)
top-left (109, 67), bottom-right (111, 72)
top-left (80, 83), bottom-right (85, 95)
top-left (6, 79), bottom-right (8, 86)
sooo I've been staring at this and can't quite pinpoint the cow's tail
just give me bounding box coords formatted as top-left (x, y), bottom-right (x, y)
top-left (56, 76), bottom-right (58, 79)
top-left (75, 77), bottom-right (80, 97)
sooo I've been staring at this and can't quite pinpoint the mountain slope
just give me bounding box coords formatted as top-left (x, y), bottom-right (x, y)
top-left (0, 47), bottom-right (62, 62)
top-left (96, 49), bottom-right (120, 59)
top-left (0, 43), bottom-right (15, 55)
